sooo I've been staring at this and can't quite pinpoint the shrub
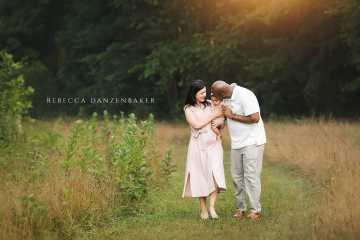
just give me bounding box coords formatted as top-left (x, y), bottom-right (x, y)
top-left (0, 51), bottom-right (33, 146)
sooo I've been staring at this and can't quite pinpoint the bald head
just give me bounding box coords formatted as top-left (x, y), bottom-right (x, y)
top-left (211, 80), bottom-right (233, 98)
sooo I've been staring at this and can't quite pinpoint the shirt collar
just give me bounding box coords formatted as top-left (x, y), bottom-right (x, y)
top-left (230, 83), bottom-right (237, 101)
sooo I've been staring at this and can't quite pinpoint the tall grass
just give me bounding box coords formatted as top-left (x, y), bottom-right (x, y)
top-left (265, 119), bottom-right (360, 239)
top-left (154, 119), bottom-right (360, 239)
top-left (0, 112), bottom-right (175, 240)
top-left (1, 118), bottom-right (358, 239)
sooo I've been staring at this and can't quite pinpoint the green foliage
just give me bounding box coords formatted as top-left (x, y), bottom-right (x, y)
top-left (1, 0), bottom-right (359, 117)
top-left (0, 51), bottom-right (33, 145)
top-left (110, 113), bottom-right (154, 208)
top-left (61, 112), bottom-right (171, 212)
top-left (0, 113), bottom-right (174, 239)
top-left (159, 147), bottom-right (176, 183)
top-left (62, 119), bottom-right (83, 173)
top-left (19, 194), bottom-right (50, 238)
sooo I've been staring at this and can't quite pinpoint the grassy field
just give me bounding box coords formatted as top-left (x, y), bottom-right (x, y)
top-left (83, 155), bottom-right (316, 240)
top-left (1, 118), bottom-right (359, 240)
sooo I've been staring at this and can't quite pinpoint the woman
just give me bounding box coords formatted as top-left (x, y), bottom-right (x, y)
top-left (182, 79), bottom-right (227, 220)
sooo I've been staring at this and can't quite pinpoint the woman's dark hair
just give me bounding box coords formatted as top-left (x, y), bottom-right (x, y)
top-left (184, 79), bottom-right (210, 110)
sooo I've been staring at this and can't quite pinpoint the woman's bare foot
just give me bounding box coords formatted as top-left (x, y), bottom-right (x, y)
top-left (200, 210), bottom-right (209, 220)
top-left (209, 207), bottom-right (219, 219)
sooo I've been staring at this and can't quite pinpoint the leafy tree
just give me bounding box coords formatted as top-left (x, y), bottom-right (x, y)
top-left (0, 0), bottom-right (359, 118)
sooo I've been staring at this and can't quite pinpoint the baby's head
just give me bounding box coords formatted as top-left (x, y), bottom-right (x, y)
top-left (210, 94), bottom-right (222, 106)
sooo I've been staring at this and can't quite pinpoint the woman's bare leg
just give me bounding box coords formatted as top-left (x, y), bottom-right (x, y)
top-left (209, 190), bottom-right (218, 209)
top-left (199, 197), bottom-right (208, 219)
top-left (199, 197), bottom-right (207, 212)
top-left (209, 175), bottom-right (219, 218)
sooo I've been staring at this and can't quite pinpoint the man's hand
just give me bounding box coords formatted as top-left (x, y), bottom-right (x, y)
top-left (222, 105), bottom-right (260, 124)
top-left (222, 106), bottom-right (233, 118)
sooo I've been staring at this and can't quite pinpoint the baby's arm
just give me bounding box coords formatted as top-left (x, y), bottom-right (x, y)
top-left (211, 124), bottom-right (221, 136)
top-left (218, 119), bottom-right (225, 130)
top-left (213, 116), bottom-right (225, 128)
top-left (211, 120), bottom-right (222, 140)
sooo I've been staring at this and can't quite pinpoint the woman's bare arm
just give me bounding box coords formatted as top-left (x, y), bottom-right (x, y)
top-left (184, 107), bottom-right (220, 129)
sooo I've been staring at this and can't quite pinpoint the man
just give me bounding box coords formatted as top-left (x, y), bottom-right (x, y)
top-left (211, 80), bottom-right (266, 220)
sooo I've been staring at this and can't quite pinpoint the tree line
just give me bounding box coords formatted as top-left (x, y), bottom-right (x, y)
top-left (0, 0), bottom-right (359, 119)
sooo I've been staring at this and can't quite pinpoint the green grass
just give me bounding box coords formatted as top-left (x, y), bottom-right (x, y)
top-left (77, 148), bottom-right (316, 240)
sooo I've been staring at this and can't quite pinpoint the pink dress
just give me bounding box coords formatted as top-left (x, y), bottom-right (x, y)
top-left (182, 104), bottom-right (227, 198)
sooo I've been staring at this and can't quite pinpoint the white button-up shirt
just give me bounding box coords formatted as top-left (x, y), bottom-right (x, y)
top-left (226, 83), bottom-right (267, 149)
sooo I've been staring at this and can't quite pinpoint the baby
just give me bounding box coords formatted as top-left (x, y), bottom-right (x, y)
top-left (210, 94), bottom-right (226, 140)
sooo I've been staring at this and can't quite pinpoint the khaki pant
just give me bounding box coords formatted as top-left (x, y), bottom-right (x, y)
top-left (230, 144), bottom-right (265, 213)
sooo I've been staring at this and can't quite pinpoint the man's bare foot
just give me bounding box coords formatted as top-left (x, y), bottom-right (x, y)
top-left (247, 212), bottom-right (261, 220)
top-left (233, 209), bottom-right (245, 219)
